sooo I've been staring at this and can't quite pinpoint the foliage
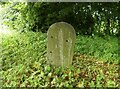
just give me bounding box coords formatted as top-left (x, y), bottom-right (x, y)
top-left (0, 2), bottom-right (119, 87)
top-left (75, 35), bottom-right (118, 64)
top-left (1, 31), bottom-right (118, 87)
top-left (1, 2), bottom-right (119, 36)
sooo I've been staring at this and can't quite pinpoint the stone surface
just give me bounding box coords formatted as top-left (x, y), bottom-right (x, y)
top-left (47, 22), bottom-right (76, 67)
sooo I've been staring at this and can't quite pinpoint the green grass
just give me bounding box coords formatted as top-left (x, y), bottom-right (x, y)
top-left (75, 35), bottom-right (118, 64)
top-left (1, 30), bottom-right (119, 87)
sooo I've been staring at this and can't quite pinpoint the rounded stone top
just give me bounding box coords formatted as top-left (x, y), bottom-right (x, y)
top-left (47, 22), bottom-right (76, 37)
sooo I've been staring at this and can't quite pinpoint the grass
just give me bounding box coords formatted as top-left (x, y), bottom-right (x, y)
top-left (75, 35), bottom-right (118, 64)
top-left (0, 30), bottom-right (119, 87)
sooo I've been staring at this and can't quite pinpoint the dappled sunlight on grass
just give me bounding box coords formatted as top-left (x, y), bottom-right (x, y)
top-left (1, 31), bottom-right (118, 87)
top-left (0, 25), bottom-right (20, 46)
top-left (0, 28), bottom-right (12, 35)
top-left (0, 24), bottom-right (19, 40)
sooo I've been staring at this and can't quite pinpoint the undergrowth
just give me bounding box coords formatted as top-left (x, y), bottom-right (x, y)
top-left (75, 35), bottom-right (118, 64)
top-left (1, 31), bottom-right (119, 87)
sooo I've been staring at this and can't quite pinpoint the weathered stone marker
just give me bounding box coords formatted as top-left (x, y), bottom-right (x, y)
top-left (47, 22), bottom-right (76, 67)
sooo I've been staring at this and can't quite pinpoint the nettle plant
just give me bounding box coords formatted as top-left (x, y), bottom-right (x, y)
top-left (47, 22), bottom-right (76, 67)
